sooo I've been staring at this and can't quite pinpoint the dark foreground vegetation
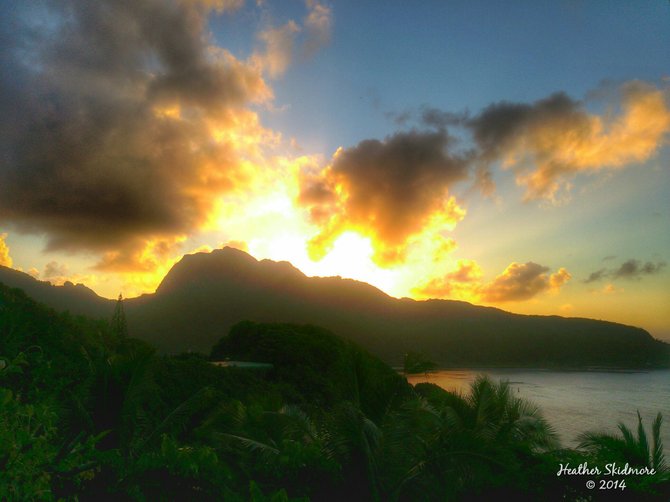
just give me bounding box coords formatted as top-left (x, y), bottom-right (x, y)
top-left (1, 283), bottom-right (668, 500)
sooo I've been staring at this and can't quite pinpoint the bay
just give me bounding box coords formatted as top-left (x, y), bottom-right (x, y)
top-left (406, 369), bottom-right (670, 448)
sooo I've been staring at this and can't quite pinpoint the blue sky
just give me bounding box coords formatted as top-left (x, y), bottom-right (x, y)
top-left (250, 1), bottom-right (669, 154)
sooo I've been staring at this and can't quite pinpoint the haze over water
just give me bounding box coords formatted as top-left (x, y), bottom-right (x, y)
top-left (407, 369), bottom-right (670, 448)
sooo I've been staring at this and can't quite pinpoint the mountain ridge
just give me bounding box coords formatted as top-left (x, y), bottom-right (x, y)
top-left (1, 248), bottom-right (668, 368)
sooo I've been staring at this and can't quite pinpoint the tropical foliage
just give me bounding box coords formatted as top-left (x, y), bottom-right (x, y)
top-left (0, 283), bottom-right (668, 500)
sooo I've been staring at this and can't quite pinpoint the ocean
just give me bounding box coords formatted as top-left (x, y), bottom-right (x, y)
top-left (406, 369), bottom-right (670, 448)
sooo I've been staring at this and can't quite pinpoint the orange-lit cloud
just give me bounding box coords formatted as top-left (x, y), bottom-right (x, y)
top-left (188, 0), bottom-right (244, 12)
top-left (300, 130), bottom-right (470, 265)
top-left (0, 0), bottom-right (337, 282)
top-left (413, 259), bottom-right (482, 298)
top-left (0, 233), bottom-right (12, 267)
top-left (471, 82), bottom-right (670, 201)
top-left (31, 260), bottom-right (100, 289)
top-left (480, 262), bottom-right (571, 302)
top-left (431, 236), bottom-right (458, 263)
top-left (224, 240), bottom-right (249, 252)
top-left (95, 237), bottom-right (187, 273)
top-left (413, 259), bottom-right (570, 303)
top-left (0, 0), bottom-right (286, 274)
top-left (600, 284), bottom-right (622, 295)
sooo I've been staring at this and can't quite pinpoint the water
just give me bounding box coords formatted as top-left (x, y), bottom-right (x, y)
top-left (406, 369), bottom-right (670, 448)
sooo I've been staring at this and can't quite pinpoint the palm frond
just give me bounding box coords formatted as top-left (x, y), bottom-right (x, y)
top-left (651, 413), bottom-right (666, 472)
top-left (636, 411), bottom-right (650, 464)
top-left (276, 404), bottom-right (318, 443)
top-left (131, 386), bottom-right (215, 456)
top-left (217, 432), bottom-right (280, 456)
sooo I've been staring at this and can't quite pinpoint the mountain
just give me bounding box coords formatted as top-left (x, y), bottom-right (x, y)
top-left (2, 248), bottom-right (669, 368)
top-left (0, 265), bottom-right (111, 318)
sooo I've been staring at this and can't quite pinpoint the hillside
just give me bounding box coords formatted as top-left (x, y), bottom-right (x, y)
top-left (7, 283), bottom-right (667, 500)
top-left (2, 248), bottom-right (669, 368)
top-left (0, 266), bottom-right (111, 318)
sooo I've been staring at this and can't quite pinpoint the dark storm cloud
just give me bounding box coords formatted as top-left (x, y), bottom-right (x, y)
top-left (584, 259), bottom-right (666, 283)
top-left (301, 129), bottom-right (470, 264)
top-left (0, 0), bottom-right (268, 261)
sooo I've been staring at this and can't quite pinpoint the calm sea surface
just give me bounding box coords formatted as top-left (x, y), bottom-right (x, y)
top-left (406, 369), bottom-right (670, 448)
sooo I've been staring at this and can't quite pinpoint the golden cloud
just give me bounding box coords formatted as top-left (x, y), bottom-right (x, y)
top-left (0, 233), bottom-right (12, 268)
top-left (480, 262), bottom-right (571, 302)
top-left (0, 0), bottom-right (294, 274)
top-left (413, 259), bottom-right (483, 299)
top-left (471, 81), bottom-right (670, 201)
top-left (300, 131), bottom-right (470, 266)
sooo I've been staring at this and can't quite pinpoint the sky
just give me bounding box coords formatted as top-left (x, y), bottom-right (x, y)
top-left (1, 0), bottom-right (669, 340)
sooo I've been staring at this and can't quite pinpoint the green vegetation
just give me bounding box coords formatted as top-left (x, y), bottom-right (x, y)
top-left (1, 283), bottom-right (669, 500)
top-left (403, 351), bottom-right (437, 375)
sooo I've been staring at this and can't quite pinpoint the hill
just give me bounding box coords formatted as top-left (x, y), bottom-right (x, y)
top-left (1, 248), bottom-right (668, 368)
top-left (0, 265), bottom-right (111, 318)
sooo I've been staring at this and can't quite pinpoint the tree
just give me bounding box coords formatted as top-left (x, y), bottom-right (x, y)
top-left (381, 376), bottom-right (559, 500)
top-left (578, 412), bottom-right (669, 495)
top-left (111, 294), bottom-right (128, 338)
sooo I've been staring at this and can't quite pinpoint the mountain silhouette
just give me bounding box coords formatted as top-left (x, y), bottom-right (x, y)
top-left (0, 265), bottom-right (110, 318)
top-left (1, 247), bottom-right (668, 367)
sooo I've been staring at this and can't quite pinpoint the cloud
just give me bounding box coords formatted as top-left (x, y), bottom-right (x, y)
top-left (413, 259), bottom-right (570, 303)
top-left (256, 21), bottom-right (300, 78)
top-left (0, 0), bottom-right (279, 270)
top-left (479, 262), bottom-right (571, 302)
top-left (317, 81), bottom-right (669, 265)
top-left (584, 268), bottom-right (608, 284)
top-left (614, 259), bottom-right (666, 279)
top-left (413, 259), bottom-right (482, 298)
top-left (584, 259), bottom-right (666, 283)
top-left (43, 261), bottom-right (69, 280)
top-left (420, 107), bottom-right (468, 131)
top-left (0, 233), bottom-right (12, 267)
top-left (253, 0), bottom-right (332, 78)
top-left (303, 0), bottom-right (333, 57)
top-left (224, 239), bottom-right (249, 252)
top-left (299, 130), bottom-right (470, 265)
top-left (93, 236), bottom-right (187, 273)
top-left (37, 260), bottom-right (98, 288)
top-left (189, 0), bottom-right (244, 12)
top-left (470, 82), bottom-right (670, 201)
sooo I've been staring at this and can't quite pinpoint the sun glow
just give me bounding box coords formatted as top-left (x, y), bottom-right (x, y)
top-left (249, 228), bottom-right (401, 296)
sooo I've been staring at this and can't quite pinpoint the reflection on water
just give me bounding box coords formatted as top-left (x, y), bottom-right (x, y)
top-left (406, 369), bottom-right (670, 447)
